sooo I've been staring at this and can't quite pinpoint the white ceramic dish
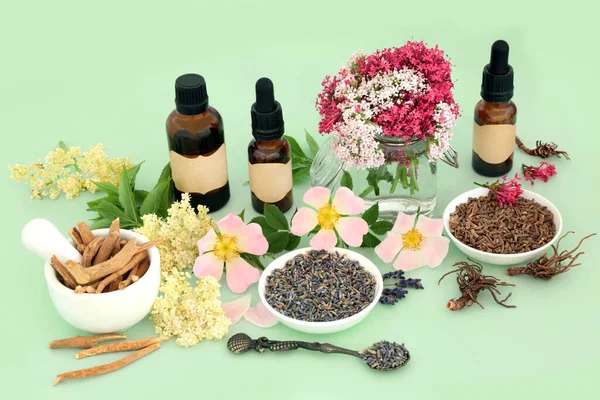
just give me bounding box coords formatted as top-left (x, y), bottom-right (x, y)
top-left (443, 188), bottom-right (562, 266)
top-left (258, 247), bottom-right (383, 334)
top-left (44, 229), bottom-right (160, 334)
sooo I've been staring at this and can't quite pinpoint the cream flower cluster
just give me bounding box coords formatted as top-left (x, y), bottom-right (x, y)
top-left (135, 193), bottom-right (213, 273)
top-left (8, 143), bottom-right (133, 199)
top-left (428, 102), bottom-right (459, 162)
top-left (151, 269), bottom-right (231, 347)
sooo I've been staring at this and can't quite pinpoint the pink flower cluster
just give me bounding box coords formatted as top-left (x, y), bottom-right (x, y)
top-left (316, 42), bottom-right (459, 168)
top-left (522, 162), bottom-right (557, 185)
top-left (477, 174), bottom-right (524, 207)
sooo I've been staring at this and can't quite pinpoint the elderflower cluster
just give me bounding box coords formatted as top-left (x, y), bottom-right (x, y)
top-left (8, 143), bottom-right (133, 199)
top-left (151, 269), bottom-right (231, 347)
top-left (135, 193), bottom-right (212, 272)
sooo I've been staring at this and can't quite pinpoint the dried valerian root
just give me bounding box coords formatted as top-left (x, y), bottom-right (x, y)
top-left (50, 255), bottom-right (78, 289)
top-left (95, 252), bottom-right (148, 293)
top-left (49, 334), bottom-right (126, 349)
top-left (82, 237), bottom-right (105, 268)
top-left (438, 259), bottom-right (516, 311)
top-left (53, 343), bottom-right (161, 386)
top-left (76, 221), bottom-right (96, 245)
top-left (94, 219), bottom-right (121, 264)
top-left (515, 136), bottom-right (570, 160)
top-left (506, 232), bottom-right (596, 280)
top-left (75, 337), bottom-right (168, 359)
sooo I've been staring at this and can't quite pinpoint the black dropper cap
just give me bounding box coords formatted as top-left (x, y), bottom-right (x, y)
top-left (175, 73), bottom-right (209, 115)
top-left (251, 77), bottom-right (284, 140)
top-left (480, 40), bottom-right (514, 102)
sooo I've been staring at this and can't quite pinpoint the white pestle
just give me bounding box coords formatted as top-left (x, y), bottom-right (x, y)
top-left (21, 218), bottom-right (82, 264)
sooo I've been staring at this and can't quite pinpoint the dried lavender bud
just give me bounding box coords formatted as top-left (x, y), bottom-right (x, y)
top-left (360, 341), bottom-right (410, 371)
top-left (265, 250), bottom-right (376, 322)
top-left (383, 270), bottom-right (405, 280)
top-left (396, 278), bottom-right (423, 289)
top-left (449, 193), bottom-right (556, 254)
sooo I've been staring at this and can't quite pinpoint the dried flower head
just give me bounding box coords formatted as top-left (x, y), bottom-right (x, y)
top-left (522, 162), bottom-right (557, 185)
top-left (475, 174), bottom-right (523, 207)
top-left (151, 269), bottom-right (231, 347)
top-left (8, 143), bottom-right (133, 199)
top-left (136, 193), bottom-right (213, 273)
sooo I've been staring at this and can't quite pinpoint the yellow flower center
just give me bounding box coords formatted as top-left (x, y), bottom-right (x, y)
top-left (317, 204), bottom-right (340, 230)
top-left (402, 229), bottom-right (424, 250)
top-left (213, 234), bottom-right (240, 263)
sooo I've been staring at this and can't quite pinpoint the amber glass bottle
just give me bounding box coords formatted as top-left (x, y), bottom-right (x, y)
top-left (248, 78), bottom-right (293, 214)
top-left (166, 74), bottom-right (230, 212)
top-left (472, 40), bottom-right (517, 177)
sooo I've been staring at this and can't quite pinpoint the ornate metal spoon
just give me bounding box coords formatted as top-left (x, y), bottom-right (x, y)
top-left (227, 333), bottom-right (410, 371)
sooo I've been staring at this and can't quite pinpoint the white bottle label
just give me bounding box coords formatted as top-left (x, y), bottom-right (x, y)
top-left (472, 122), bottom-right (516, 164)
top-left (169, 144), bottom-right (228, 194)
top-left (248, 160), bottom-right (292, 203)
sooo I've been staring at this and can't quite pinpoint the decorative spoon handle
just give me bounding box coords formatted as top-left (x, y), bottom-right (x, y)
top-left (255, 337), bottom-right (361, 358)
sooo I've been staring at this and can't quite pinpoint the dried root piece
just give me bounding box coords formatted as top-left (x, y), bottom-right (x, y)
top-left (507, 232), bottom-right (596, 280)
top-left (66, 239), bottom-right (138, 285)
top-left (439, 259), bottom-right (516, 311)
top-left (515, 136), bottom-right (570, 160)
top-left (137, 237), bottom-right (165, 253)
top-left (82, 237), bottom-right (105, 268)
top-left (76, 337), bottom-right (168, 359)
top-left (76, 222), bottom-right (95, 245)
top-left (136, 257), bottom-right (150, 279)
top-left (94, 219), bottom-right (120, 265)
top-left (96, 252), bottom-right (147, 293)
top-left (50, 256), bottom-right (78, 289)
top-left (53, 343), bottom-right (161, 386)
top-left (68, 228), bottom-right (85, 254)
top-left (49, 334), bottom-right (126, 349)
top-left (118, 260), bottom-right (141, 290)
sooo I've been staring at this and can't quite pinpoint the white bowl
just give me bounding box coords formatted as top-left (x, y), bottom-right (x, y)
top-left (44, 229), bottom-right (160, 334)
top-left (443, 188), bottom-right (563, 266)
top-left (258, 247), bottom-right (383, 334)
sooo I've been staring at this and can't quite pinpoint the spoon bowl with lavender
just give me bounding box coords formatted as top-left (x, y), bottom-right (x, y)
top-left (227, 333), bottom-right (410, 371)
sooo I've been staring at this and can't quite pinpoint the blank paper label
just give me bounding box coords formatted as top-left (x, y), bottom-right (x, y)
top-left (472, 122), bottom-right (516, 164)
top-left (248, 160), bottom-right (292, 203)
top-left (169, 144), bottom-right (228, 194)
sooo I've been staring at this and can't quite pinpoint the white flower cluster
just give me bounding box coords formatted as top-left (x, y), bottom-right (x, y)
top-left (428, 102), bottom-right (458, 162)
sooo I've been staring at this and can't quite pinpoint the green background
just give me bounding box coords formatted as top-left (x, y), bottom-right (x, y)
top-left (1, 0), bottom-right (598, 398)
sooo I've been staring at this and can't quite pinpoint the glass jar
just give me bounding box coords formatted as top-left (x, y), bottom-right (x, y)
top-left (310, 135), bottom-right (458, 220)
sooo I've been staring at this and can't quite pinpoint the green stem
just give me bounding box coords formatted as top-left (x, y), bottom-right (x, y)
top-left (389, 163), bottom-right (402, 194)
top-left (409, 160), bottom-right (417, 195)
top-left (400, 166), bottom-right (409, 189)
top-left (359, 186), bottom-right (375, 198)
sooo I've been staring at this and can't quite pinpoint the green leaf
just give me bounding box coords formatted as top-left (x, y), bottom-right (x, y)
top-left (264, 204), bottom-right (289, 230)
top-left (340, 171), bottom-right (353, 190)
top-left (135, 190), bottom-right (149, 203)
top-left (285, 135), bottom-right (308, 160)
top-left (158, 163), bottom-right (172, 183)
top-left (361, 203), bottom-right (379, 226)
top-left (89, 218), bottom-right (114, 230)
top-left (238, 208), bottom-right (245, 222)
top-left (292, 167), bottom-right (310, 181)
top-left (88, 201), bottom-right (139, 226)
top-left (58, 141), bottom-right (68, 151)
top-left (250, 216), bottom-right (277, 236)
top-left (240, 253), bottom-right (265, 270)
top-left (370, 220), bottom-right (394, 235)
top-left (140, 180), bottom-right (171, 219)
top-left (93, 182), bottom-right (119, 197)
top-left (266, 231), bottom-right (290, 253)
top-left (361, 232), bottom-right (381, 248)
top-left (126, 161), bottom-right (144, 188)
top-left (305, 130), bottom-right (320, 156)
top-left (88, 196), bottom-right (119, 210)
top-left (285, 234), bottom-right (301, 251)
top-left (119, 168), bottom-right (139, 223)
top-left (242, 180), bottom-right (249, 186)
top-left (366, 166), bottom-right (393, 197)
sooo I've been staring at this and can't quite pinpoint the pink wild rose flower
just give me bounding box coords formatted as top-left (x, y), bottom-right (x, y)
top-left (290, 186), bottom-right (369, 250)
top-left (194, 214), bottom-right (268, 294)
top-left (375, 212), bottom-right (449, 271)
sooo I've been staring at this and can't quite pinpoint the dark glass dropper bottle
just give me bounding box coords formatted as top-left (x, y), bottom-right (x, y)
top-left (166, 74), bottom-right (230, 211)
top-left (248, 78), bottom-right (293, 214)
top-left (472, 40), bottom-right (517, 177)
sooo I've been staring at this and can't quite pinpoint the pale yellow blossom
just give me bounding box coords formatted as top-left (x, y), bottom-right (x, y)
top-left (135, 193), bottom-right (212, 272)
top-left (8, 143), bottom-right (133, 200)
top-left (151, 269), bottom-right (231, 347)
